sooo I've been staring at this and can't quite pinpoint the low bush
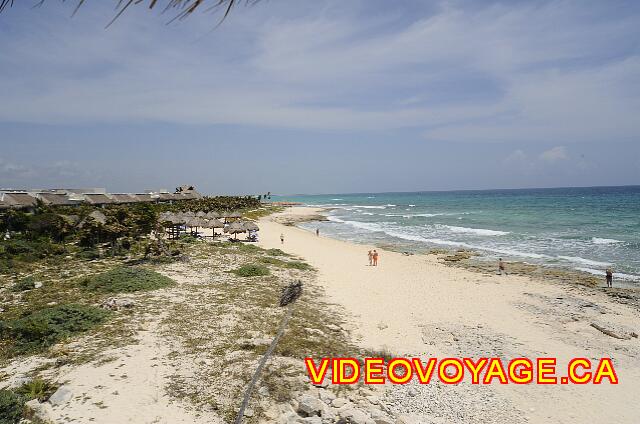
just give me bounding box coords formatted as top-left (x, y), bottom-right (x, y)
top-left (80, 266), bottom-right (174, 293)
top-left (258, 257), bottom-right (312, 270)
top-left (266, 248), bottom-right (289, 257)
top-left (285, 261), bottom-right (312, 270)
top-left (15, 379), bottom-right (57, 402)
top-left (76, 248), bottom-right (100, 261)
top-left (0, 239), bottom-right (65, 263)
top-left (230, 264), bottom-right (270, 277)
top-left (0, 304), bottom-right (110, 352)
top-left (10, 276), bottom-right (36, 292)
top-left (0, 379), bottom-right (57, 424)
top-left (0, 389), bottom-right (25, 424)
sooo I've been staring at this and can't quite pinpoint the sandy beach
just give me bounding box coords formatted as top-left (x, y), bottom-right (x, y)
top-left (258, 207), bottom-right (640, 424)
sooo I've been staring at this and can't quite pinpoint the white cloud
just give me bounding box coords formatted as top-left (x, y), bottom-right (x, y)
top-left (0, 0), bottom-right (638, 144)
top-left (540, 146), bottom-right (568, 162)
top-left (0, 157), bottom-right (36, 179)
top-left (503, 149), bottom-right (527, 164)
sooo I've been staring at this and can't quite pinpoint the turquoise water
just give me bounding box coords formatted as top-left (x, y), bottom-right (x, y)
top-left (274, 186), bottom-right (640, 284)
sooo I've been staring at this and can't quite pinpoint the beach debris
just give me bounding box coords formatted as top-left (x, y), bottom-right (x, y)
top-left (280, 280), bottom-right (303, 307)
top-left (590, 322), bottom-right (633, 340)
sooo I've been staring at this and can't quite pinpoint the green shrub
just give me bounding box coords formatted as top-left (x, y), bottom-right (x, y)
top-left (230, 264), bottom-right (270, 277)
top-left (285, 261), bottom-right (312, 270)
top-left (10, 276), bottom-right (36, 292)
top-left (81, 267), bottom-right (174, 293)
top-left (0, 304), bottom-right (110, 352)
top-left (178, 234), bottom-right (197, 243)
top-left (258, 257), bottom-right (283, 265)
top-left (77, 248), bottom-right (100, 261)
top-left (0, 389), bottom-right (26, 424)
top-left (0, 239), bottom-right (65, 262)
top-left (15, 379), bottom-right (57, 402)
top-left (266, 248), bottom-right (288, 256)
top-left (258, 257), bottom-right (311, 270)
top-left (236, 243), bottom-right (261, 253)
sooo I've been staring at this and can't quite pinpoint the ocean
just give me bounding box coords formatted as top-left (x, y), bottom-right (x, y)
top-left (273, 186), bottom-right (640, 285)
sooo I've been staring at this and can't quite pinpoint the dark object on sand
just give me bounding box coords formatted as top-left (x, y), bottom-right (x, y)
top-left (279, 280), bottom-right (303, 307)
top-left (590, 322), bottom-right (632, 340)
top-left (235, 280), bottom-right (304, 424)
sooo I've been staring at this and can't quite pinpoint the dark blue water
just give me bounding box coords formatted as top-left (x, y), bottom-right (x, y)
top-left (274, 186), bottom-right (640, 284)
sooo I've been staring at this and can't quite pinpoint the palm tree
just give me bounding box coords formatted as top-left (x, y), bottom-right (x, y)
top-left (0, 0), bottom-right (260, 26)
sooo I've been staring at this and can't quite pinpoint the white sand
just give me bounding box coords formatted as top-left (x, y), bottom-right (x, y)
top-left (258, 207), bottom-right (640, 424)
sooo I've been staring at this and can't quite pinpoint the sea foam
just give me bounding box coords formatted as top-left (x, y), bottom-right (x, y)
top-left (442, 225), bottom-right (509, 236)
top-left (558, 256), bottom-right (612, 267)
top-left (592, 237), bottom-right (623, 245)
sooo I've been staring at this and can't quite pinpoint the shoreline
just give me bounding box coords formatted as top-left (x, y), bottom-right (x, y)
top-left (257, 206), bottom-right (640, 424)
top-left (296, 206), bottom-right (640, 289)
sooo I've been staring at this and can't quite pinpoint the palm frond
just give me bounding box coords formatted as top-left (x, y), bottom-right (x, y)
top-left (1, 1), bottom-right (259, 26)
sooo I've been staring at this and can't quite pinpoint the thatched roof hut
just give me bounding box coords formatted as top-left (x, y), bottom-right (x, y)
top-left (224, 222), bottom-right (246, 238)
top-left (37, 193), bottom-right (79, 206)
top-left (131, 194), bottom-right (155, 203)
top-left (59, 215), bottom-right (81, 226)
top-left (243, 221), bottom-right (260, 232)
top-left (157, 193), bottom-right (175, 202)
top-left (110, 194), bottom-right (137, 204)
top-left (0, 193), bottom-right (38, 209)
top-left (83, 193), bottom-right (116, 206)
top-left (206, 218), bottom-right (225, 229)
top-left (78, 210), bottom-right (108, 227)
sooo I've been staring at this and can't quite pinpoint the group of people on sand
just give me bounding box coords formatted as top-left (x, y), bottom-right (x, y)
top-left (368, 250), bottom-right (379, 266)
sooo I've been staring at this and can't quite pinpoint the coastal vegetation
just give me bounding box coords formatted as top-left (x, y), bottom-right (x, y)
top-left (0, 199), bottom-right (366, 423)
top-left (80, 267), bottom-right (174, 293)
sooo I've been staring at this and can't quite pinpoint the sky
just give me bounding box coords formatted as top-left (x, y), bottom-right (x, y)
top-left (0, 0), bottom-right (639, 195)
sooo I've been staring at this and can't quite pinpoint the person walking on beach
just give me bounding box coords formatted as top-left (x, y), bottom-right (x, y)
top-left (280, 233), bottom-right (284, 244)
top-left (316, 228), bottom-right (320, 237)
top-left (368, 250), bottom-right (373, 266)
top-left (498, 258), bottom-right (506, 275)
top-left (373, 250), bottom-right (379, 266)
top-left (606, 267), bottom-right (613, 288)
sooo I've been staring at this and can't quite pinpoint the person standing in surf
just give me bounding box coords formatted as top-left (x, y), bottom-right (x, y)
top-left (606, 268), bottom-right (613, 288)
top-left (498, 258), bottom-right (506, 275)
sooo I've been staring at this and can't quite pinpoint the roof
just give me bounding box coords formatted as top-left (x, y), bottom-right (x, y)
top-left (0, 193), bottom-right (38, 208)
top-left (37, 193), bottom-right (79, 206)
top-left (131, 194), bottom-right (155, 203)
top-left (157, 193), bottom-right (175, 201)
top-left (180, 192), bottom-right (200, 200)
top-left (110, 194), bottom-right (137, 204)
top-left (83, 194), bottom-right (115, 205)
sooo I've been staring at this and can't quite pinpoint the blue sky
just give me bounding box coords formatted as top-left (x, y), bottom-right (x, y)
top-left (0, 0), bottom-right (639, 195)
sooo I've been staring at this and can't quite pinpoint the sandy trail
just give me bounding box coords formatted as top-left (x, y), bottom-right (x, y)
top-left (258, 207), bottom-right (640, 424)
